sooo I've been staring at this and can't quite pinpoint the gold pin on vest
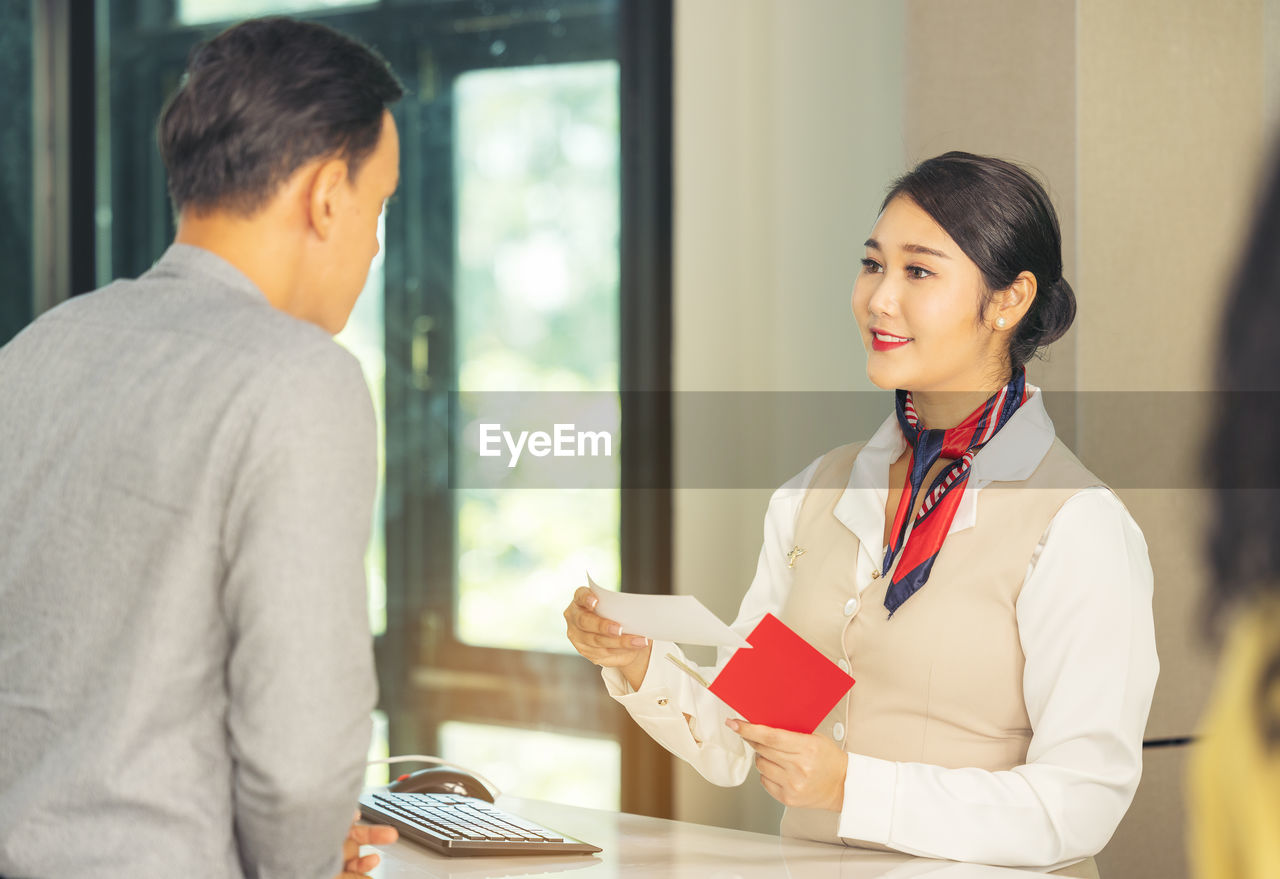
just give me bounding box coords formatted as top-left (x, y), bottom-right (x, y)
top-left (786, 546), bottom-right (807, 568)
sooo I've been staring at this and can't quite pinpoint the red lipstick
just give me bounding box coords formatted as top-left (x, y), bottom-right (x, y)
top-left (870, 330), bottom-right (912, 352)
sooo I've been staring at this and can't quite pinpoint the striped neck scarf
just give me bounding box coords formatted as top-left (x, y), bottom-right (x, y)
top-left (881, 369), bottom-right (1029, 615)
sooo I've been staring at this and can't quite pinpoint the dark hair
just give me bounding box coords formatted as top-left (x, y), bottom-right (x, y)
top-left (882, 151), bottom-right (1076, 376)
top-left (158, 16), bottom-right (404, 216)
top-left (1205, 140), bottom-right (1280, 750)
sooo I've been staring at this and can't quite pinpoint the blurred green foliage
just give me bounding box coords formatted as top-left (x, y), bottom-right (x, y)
top-left (454, 62), bottom-right (622, 653)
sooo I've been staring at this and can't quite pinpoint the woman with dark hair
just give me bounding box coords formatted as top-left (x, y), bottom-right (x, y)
top-left (566, 152), bottom-right (1159, 876)
top-left (1189, 148), bottom-right (1280, 879)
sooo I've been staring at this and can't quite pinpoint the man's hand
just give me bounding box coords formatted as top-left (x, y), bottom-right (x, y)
top-left (727, 719), bottom-right (847, 812)
top-left (336, 815), bottom-right (398, 878)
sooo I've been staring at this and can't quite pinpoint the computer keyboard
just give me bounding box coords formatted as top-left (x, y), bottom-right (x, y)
top-left (358, 791), bottom-right (602, 857)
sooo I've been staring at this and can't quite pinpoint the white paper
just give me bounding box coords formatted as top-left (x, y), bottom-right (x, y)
top-left (586, 573), bottom-right (751, 649)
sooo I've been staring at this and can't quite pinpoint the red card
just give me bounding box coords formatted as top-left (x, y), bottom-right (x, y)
top-left (708, 613), bottom-right (855, 735)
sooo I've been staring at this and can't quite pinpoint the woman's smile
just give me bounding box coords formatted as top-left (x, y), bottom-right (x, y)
top-left (870, 329), bottom-right (912, 351)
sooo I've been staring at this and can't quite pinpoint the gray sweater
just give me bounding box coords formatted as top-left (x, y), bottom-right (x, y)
top-left (0, 245), bottom-right (378, 877)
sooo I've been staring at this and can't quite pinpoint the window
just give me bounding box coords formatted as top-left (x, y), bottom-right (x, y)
top-left (177, 0), bottom-right (371, 25)
top-left (453, 60), bottom-right (622, 654)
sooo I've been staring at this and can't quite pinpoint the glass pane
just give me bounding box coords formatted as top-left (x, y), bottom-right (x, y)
top-left (177, 0), bottom-right (371, 25)
top-left (336, 214), bottom-right (388, 637)
top-left (0, 1), bottom-right (34, 344)
top-left (453, 61), bottom-right (621, 653)
top-left (365, 709), bottom-right (390, 787)
top-left (440, 720), bottom-right (620, 810)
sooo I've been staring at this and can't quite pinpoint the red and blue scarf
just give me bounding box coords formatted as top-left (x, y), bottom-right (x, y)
top-left (881, 369), bottom-right (1029, 615)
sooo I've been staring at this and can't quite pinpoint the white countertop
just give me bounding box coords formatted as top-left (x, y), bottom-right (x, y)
top-left (366, 795), bottom-right (1068, 879)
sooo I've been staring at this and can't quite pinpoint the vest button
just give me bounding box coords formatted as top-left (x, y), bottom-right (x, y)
top-left (843, 597), bottom-right (859, 616)
top-left (657, 698), bottom-right (669, 707)
top-left (871, 569), bottom-right (881, 580)
top-left (838, 659), bottom-right (851, 675)
top-left (832, 722), bottom-right (846, 741)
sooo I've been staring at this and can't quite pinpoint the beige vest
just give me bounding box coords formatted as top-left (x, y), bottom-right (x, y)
top-left (778, 438), bottom-right (1105, 879)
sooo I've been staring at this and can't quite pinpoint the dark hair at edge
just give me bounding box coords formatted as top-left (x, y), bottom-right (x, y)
top-left (1204, 138), bottom-right (1280, 748)
top-left (157, 16), bottom-right (405, 216)
top-left (881, 151), bottom-right (1076, 378)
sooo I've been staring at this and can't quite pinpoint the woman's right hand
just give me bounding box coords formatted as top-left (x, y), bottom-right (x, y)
top-left (564, 587), bottom-right (653, 688)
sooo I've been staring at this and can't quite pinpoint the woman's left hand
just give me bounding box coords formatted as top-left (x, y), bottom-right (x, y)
top-left (727, 719), bottom-right (847, 812)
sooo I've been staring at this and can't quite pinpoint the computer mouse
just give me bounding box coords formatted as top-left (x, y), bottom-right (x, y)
top-left (387, 767), bottom-right (496, 803)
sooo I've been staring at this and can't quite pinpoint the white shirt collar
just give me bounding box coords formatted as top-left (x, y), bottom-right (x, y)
top-left (833, 386), bottom-right (1056, 553)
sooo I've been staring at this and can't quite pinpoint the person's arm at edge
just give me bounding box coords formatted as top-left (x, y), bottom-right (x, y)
top-left (221, 345), bottom-right (379, 879)
top-left (835, 488), bottom-right (1159, 868)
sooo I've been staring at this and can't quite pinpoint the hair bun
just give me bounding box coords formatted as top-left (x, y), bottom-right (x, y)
top-left (1024, 275), bottom-right (1076, 350)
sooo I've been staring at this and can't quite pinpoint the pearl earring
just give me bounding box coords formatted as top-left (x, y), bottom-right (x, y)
top-left (996, 317), bottom-right (1007, 328)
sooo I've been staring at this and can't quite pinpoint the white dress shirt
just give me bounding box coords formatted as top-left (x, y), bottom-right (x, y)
top-left (603, 388), bottom-right (1159, 868)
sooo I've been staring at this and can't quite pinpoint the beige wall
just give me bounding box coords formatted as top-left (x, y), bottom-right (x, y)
top-left (904, 0), bottom-right (1078, 396)
top-left (1270, 0), bottom-right (1280, 129)
top-left (1077, 3), bottom-right (1266, 875)
top-left (670, 0), bottom-right (1271, 872)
